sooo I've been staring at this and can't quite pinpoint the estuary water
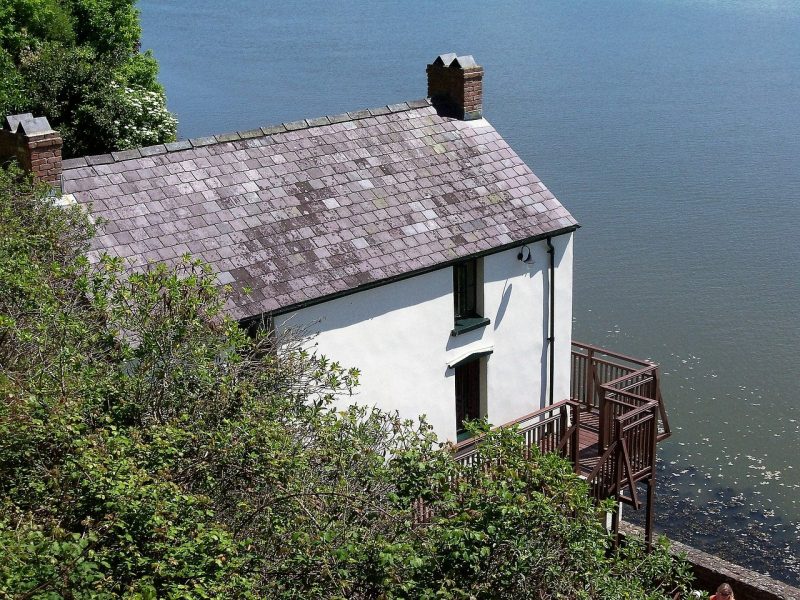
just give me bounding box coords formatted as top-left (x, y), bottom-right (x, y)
top-left (139, 0), bottom-right (800, 583)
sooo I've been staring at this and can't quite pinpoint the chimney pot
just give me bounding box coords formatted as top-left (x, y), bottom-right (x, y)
top-left (5, 113), bottom-right (34, 132)
top-left (452, 55), bottom-right (477, 69)
top-left (427, 53), bottom-right (484, 121)
top-left (19, 116), bottom-right (55, 135)
top-left (1, 113), bottom-right (62, 188)
top-left (433, 53), bottom-right (458, 67)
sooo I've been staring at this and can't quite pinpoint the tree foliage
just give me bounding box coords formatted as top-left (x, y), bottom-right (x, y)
top-left (0, 0), bottom-right (176, 158)
top-left (0, 167), bottom-right (696, 598)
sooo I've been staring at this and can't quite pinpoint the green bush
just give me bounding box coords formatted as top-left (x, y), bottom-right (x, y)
top-left (0, 0), bottom-right (176, 158)
top-left (0, 168), bottom-right (697, 598)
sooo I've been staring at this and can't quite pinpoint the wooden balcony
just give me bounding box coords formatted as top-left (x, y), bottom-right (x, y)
top-left (453, 341), bottom-right (671, 546)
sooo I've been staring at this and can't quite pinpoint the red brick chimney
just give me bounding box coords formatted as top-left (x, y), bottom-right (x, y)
top-left (0, 113), bottom-right (63, 188)
top-left (426, 53), bottom-right (484, 121)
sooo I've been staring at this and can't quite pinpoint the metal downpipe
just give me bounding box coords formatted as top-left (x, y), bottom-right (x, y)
top-left (547, 236), bottom-right (555, 406)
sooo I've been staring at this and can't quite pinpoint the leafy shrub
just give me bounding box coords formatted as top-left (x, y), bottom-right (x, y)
top-left (0, 0), bottom-right (176, 157)
top-left (0, 168), bottom-right (696, 598)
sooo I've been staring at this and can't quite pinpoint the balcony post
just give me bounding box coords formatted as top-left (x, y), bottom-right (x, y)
top-left (598, 385), bottom-right (608, 451)
top-left (586, 347), bottom-right (595, 410)
top-left (645, 478), bottom-right (655, 551)
top-left (571, 402), bottom-right (580, 472)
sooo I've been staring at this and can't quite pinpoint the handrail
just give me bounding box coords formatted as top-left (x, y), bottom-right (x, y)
top-left (417, 400), bottom-right (581, 526)
top-left (584, 343), bottom-right (664, 451)
top-left (586, 400), bottom-right (659, 505)
top-left (453, 398), bottom-right (575, 456)
top-left (615, 400), bottom-right (659, 426)
top-left (602, 366), bottom-right (656, 392)
top-left (423, 341), bottom-right (669, 542)
top-left (453, 400), bottom-right (581, 479)
top-left (600, 386), bottom-right (658, 447)
top-left (603, 388), bottom-right (656, 407)
top-left (570, 343), bottom-right (658, 418)
top-left (603, 396), bottom-right (641, 411)
top-left (571, 340), bottom-right (655, 368)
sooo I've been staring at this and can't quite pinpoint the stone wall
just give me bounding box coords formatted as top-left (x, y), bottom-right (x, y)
top-left (620, 522), bottom-right (800, 599)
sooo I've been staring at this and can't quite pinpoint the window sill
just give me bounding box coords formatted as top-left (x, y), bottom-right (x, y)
top-left (457, 429), bottom-right (473, 443)
top-left (451, 317), bottom-right (490, 337)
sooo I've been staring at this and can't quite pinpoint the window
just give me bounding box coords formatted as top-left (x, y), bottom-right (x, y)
top-left (455, 357), bottom-right (487, 441)
top-left (453, 259), bottom-right (478, 320)
top-left (241, 313), bottom-right (277, 359)
top-left (455, 359), bottom-right (480, 440)
top-left (452, 258), bottom-right (489, 336)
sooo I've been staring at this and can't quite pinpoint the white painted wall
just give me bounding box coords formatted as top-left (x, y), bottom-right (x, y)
top-left (481, 235), bottom-right (574, 426)
top-left (277, 233), bottom-right (574, 442)
top-left (277, 268), bottom-right (458, 439)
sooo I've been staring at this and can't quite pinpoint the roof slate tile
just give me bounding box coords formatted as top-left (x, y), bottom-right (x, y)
top-left (63, 103), bottom-right (577, 319)
top-left (63, 157), bottom-right (88, 169)
top-left (165, 140), bottom-right (192, 152)
top-left (86, 154), bottom-right (114, 166)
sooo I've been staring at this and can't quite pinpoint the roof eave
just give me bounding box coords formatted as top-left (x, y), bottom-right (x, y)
top-left (242, 223), bottom-right (579, 325)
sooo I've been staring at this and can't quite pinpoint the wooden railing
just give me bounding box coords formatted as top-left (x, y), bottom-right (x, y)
top-left (453, 399), bottom-right (581, 470)
top-left (413, 342), bottom-right (669, 547)
top-left (571, 341), bottom-right (671, 449)
top-left (413, 400), bottom-right (581, 526)
top-left (586, 400), bottom-right (659, 507)
top-left (571, 341), bottom-right (653, 410)
top-left (571, 341), bottom-right (668, 546)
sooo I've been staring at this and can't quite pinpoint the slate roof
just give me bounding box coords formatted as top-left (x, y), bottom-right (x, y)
top-left (61, 99), bottom-right (578, 320)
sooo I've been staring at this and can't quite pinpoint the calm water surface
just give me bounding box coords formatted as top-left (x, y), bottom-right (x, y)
top-left (140, 0), bottom-right (800, 583)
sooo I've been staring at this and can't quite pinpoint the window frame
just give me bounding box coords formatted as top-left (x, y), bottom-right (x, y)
top-left (452, 258), bottom-right (489, 336)
top-left (455, 358), bottom-right (481, 440)
top-left (454, 355), bottom-right (489, 441)
top-left (453, 259), bottom-right (478, 321)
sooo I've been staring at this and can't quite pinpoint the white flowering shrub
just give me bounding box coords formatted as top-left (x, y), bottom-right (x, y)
top-left (2, 0), bottom-right (178, 157)
top-left (114, 82), bottom-right (177, 149)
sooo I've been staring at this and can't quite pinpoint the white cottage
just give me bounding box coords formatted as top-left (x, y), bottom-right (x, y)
top-left (6, 54), bottom-right (580, 442)
top-left (3, 53), bottom-right (671, 542)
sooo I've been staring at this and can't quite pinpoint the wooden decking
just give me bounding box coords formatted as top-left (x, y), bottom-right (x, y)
top-left (453, 341), bottom-right (672, 547)
top-left (577, 409), bottom-right (602, 477)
